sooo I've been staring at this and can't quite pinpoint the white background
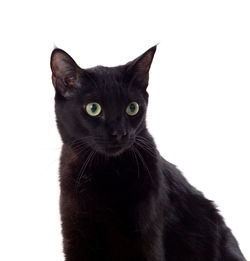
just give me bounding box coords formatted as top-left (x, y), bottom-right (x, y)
top-left (0, 0), bottom-right (249, 260)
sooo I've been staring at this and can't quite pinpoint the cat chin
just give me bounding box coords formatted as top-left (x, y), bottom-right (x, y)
top-left (91, 139), bottom-right (135, 157)
top-left (96, 144), bottom-right (132, 157)
top-left (105, 150), bottom-right (126, 157)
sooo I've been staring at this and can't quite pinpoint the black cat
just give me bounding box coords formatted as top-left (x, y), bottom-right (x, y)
top-left (50, 46), bottom-right (246, 261)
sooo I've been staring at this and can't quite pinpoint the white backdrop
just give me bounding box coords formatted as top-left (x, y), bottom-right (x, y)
top-left (0, 0), bottom-right (249, 260)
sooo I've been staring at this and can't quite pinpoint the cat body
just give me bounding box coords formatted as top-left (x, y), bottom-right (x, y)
top-left (50, 46), bottom-right (246, 261)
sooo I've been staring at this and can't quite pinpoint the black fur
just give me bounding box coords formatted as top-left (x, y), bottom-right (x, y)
top-left (50, 46), bottom-right (246, 261)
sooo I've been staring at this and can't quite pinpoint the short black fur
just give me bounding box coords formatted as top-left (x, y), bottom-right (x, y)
top-left (50, 46), bottom-right (246, 261)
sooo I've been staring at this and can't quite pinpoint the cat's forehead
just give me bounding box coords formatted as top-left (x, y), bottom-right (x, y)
top-left (87, 66), bottom-right (125, 84)
top-left (82, 65), bottom-right (146, 103)
top-left (85, 65), bottom-right (129, 94)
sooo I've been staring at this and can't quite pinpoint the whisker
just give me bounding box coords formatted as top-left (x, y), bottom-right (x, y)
top-left (136, 136), bottom-right (155, 149)
top-left (75, 150), bottom-right (95, 192)
top-left (134, 140), bottom-right (156, 157)
top-left (133, 146), bottom-right (153, 183)
top-left (71, 141), bottom-right (88, 150)
top-left (131, 148), bottom-right (140, 179)
top-left (71, 146), bottom-right (90, 161)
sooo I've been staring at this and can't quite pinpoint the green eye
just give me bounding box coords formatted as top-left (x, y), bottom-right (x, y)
top-left (126, 102), bottom-right (139, 116)
top-left (86, 102), bottom-right (102, 116)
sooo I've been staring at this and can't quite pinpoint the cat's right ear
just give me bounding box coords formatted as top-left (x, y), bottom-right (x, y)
top-left (50, 49), bottom-right (82, 98)
top-left (126, 45), bottom-right (157, 89)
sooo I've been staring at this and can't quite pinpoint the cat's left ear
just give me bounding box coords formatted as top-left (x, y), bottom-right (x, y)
top-left (50, 48), bottom-right (82, 98)
top-left (126, 45), bottom-right (157, 88)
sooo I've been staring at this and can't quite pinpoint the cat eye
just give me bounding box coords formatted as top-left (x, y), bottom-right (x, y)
top-left (126, 102), bottom-right (139, 116)
top-left (86, 102), bottom-right (102, 116)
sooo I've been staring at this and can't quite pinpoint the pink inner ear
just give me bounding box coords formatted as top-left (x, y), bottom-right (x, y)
top-left (133, 53), bottom-right (155, 86)
top-left (129, 46), bottom-right (156, 87)
top-left (136, 51), bottom-right (154, 74)
top-left (51, 49), bottom-right (79, 79)
top-left (50, 49), bottom-right (81, 96)
top-left (51, 53), bottom-right (70, 77)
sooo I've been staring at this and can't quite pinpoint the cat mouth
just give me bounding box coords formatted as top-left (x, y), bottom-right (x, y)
top-left (104, 144), bottom-right (129, 156)
top-left (92, 136), bottom-right (135, 157)
top-left (97, 142), bottom-right (134, 157)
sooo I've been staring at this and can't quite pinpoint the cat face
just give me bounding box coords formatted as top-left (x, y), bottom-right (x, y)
top-left (50, 46), bottom-right (156, 156)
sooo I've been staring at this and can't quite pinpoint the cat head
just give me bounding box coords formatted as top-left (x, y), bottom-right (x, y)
top-left (50, 46), bottom-right (156, 156)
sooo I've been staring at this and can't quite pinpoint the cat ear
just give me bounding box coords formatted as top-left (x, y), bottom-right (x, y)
top-left (126, 45), bottom-right (157, 88)
top-left (50, 48), bottom-right (82, 97)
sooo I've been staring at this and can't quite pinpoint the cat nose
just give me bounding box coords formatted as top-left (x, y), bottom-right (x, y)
top-left (111, 129), bottom-right (127, 140)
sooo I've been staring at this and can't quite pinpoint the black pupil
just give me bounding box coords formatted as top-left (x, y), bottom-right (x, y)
top-left (91, 104), bottom-right (97, 113)
top-left (130, 103), bottom-right (136, 112)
